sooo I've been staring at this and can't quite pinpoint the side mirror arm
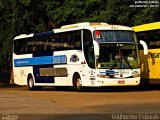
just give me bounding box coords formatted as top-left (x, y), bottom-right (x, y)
top-left (140, 40), bottom-right (148, 55)
top-left (93, 40), bottom-right (100, 58)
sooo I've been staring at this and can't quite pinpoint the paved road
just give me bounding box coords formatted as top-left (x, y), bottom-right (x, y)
top-left (0, 86), bottom-right (160, 120)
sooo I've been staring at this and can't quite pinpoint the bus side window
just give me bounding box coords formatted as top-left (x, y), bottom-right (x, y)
top-left (22, 39), bottom-right (27, 54)
top-left (73, 31), bottom-right (81, 50)
top-left (136, 32), bottom-right (149, 50)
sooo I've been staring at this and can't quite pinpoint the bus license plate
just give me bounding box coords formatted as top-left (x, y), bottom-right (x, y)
top-left (118, 80), bottom-right (125, 84)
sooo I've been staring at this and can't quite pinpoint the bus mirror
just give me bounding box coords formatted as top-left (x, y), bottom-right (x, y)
top-left (93, 40), bottom-right (100, 58)
top-left (140, 40), bottom-right (148, 55)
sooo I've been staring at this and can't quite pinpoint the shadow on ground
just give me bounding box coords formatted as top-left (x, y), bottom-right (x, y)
top-left (1, 83), bottom-right (160, 93)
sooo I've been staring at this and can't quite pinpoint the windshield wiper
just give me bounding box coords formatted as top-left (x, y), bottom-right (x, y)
top-left (117, 44), bottom-right (132, 70)
top-left (110, 64), bottom-right (115, 70)
top-left (122, 56), bottom-right (133, 70)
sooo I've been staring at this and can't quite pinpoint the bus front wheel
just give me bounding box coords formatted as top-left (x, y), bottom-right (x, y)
top-left (74, 74), bottom-right (83, 91)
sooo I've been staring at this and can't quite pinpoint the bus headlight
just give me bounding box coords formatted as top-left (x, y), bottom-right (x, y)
top-left (132, 71), bottom-right (140, 78)
top-left (97, 74), bottom-right (110, 78)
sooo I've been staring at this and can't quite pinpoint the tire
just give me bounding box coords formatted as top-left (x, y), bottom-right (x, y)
top-left (74, 74), bottom-right (84, 91)
top-left (27, 76), bottom-right (36, 90)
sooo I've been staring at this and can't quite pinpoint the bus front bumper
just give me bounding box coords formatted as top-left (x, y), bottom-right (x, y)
top-left (89, 77), bottom-right (140, 87)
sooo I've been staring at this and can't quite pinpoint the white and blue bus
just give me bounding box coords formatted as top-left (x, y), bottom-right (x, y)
top-left (13, 22), bottom-right (147, 91)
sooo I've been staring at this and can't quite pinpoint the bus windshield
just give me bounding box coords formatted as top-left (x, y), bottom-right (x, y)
top-left (97, 43), bottom-right (139, 69)
top-left (93, 30), bottom-right (136, 43)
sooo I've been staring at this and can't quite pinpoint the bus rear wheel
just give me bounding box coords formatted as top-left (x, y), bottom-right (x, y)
top-left (27, 76), bottom-right (36, 90)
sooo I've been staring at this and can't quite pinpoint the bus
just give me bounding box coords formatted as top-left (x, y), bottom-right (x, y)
top-left (133, 22), bottom-right (160, 84)
top-left (13, 22), bottom-right (147, 91)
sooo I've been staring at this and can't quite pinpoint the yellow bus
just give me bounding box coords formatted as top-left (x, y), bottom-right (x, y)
top-left (133, 22), bottom-right (160, 84)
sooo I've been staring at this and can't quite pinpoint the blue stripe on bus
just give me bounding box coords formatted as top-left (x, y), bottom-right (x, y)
top-left (14, 55), bottom-right (67, 67)
top-left (100, 71), bottom-right (119, 74)
top-left (33, 31), bottom-right (54, 38)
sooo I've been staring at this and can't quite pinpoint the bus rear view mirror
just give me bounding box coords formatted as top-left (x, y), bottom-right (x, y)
top-left (93, 40), bottom-right (100, 58)
top-left (140, 40), bottom-right (148, 55)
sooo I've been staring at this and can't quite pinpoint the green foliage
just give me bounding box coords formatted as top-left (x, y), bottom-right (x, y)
top-left (133, 7), bottom-right (160, 25)
top-left (0, 0), bottom-right (159, 83)
top-left (20, 0), bottom-right (31, 6)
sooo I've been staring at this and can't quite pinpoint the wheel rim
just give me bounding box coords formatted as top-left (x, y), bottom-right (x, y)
top-left (76, 78), bottom-right (81, 90)
top-left (29, 78), bottom-right (33, 88)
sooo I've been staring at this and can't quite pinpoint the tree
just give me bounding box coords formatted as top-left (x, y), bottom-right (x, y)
top-left (133, 7), bottom-right (160, 25)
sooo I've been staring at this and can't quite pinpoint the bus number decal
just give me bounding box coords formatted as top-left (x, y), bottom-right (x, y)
top-left (53, 55), bottom-right (67, 64)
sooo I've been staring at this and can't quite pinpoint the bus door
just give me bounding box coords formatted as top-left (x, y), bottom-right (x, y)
top-left (82, 44), bottom-right (96, 85)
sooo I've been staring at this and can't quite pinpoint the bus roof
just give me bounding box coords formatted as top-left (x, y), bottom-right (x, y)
top-left (133, 22), bottom-right (160, 32)
top-left (54, 22), bottom-right (133, 33)
top-left (14, 22), bottom-right (134, 40)
top-left (14, 34), bottom-right (34, 40)
top-left (14, 31), bottom-right (54, 40)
